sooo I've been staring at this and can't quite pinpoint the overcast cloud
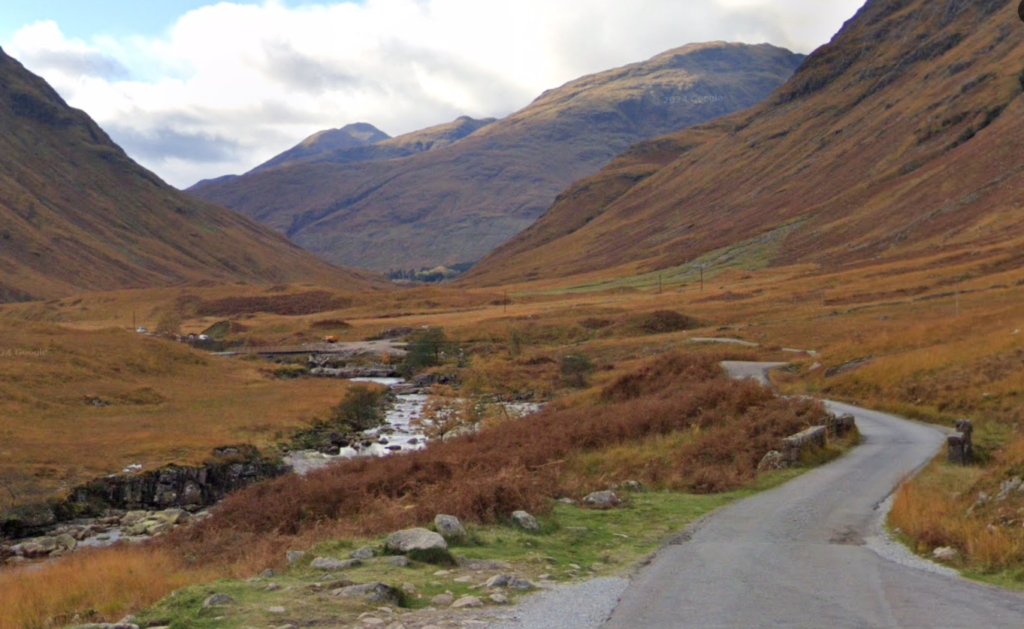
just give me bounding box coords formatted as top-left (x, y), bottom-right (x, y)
top-left (2, 0), bottom-right (866, 188)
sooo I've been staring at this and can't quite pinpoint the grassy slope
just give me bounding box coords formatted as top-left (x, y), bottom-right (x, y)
top-left (0, 317), bottom-right (354, 507)
top-left (191, 43), bottom-right (805, 271)
top-left (466, 0), bottom-right (1024, 286)
top-left (0, 47), bottom-right (376, 302)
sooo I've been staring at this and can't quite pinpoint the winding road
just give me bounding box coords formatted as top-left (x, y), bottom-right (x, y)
top-left (603, 363), bottom-right (1024, 628)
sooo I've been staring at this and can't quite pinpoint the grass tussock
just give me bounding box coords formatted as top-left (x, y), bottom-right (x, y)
top-left (0, 546), bottom-right (214, 629)
top-left (891, 434), bottom-right (1024, 582)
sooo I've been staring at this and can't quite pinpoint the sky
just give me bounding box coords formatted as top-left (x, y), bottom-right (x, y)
top-left (0, 0), bottom-right (866, 189)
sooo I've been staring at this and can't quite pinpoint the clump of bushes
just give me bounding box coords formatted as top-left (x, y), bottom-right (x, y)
top-left (174, 352), bottom-right (827, 568)
top-left (629, 310), bottom-right (701, 335)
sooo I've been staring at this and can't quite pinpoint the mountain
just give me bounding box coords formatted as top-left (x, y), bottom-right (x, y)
top-left (0, 47), bottom-right (375, 302)
top-left (465, 0), bottom-right (1024, 286)
top-left (248, 122), bottom-right (391, 174)
top-left (190, 43), bottom-right (806, 271)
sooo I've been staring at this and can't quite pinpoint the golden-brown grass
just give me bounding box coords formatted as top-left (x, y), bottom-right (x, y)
top-left (0, 318), bottom-right (350, 506)
top-left (0, 545), bottom-right (216, 629)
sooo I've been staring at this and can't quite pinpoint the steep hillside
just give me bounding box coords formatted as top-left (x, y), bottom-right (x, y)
top-left (466, 0), bottom-right (1024, 286)
top-left (0, 47), bottom-right (375, 302)
top-left (191, 43), bottom-right (806, 271)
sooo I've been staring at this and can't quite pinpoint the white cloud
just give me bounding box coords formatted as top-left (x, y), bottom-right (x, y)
top-left (3, 0), bottom-right (865, 188)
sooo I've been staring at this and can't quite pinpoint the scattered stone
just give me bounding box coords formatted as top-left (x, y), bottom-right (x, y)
top-left (485, 574), bottom-right (511, 588)
top-left (352, 546), bottom-right (376, 560)
top-left (385, 528), bottom-right (448, 554)
top-left (434, 514), bottom-right (468, 541)
top-left (267, 583), bottom-right (283, 592)
top-left (997, 477), bottom-right (1023, 501)
top-left (511, 510), bottom-right (540, 532)
top-left (933, 547), bottom-right (960, 562)
top-left (556, 497), bottom-right (577, 506)
top-left (431, 592), bottom-right (455, 607)
top-left (202, 594), bottom-right (236, 608)
top-left (260, 569), bottom-right (276, 578)
top-left (622, 480), bottom-right (645, 493)
top-left (54, 533), bottom-right (78, 551)
top-left (311, 557), bottom-right (362, 571)
top-left (508, 577), bottom-right (535, 591)
top-left (360, 618), bottom-right (385, 627)
top-left (454, 575), bottom-right (474, 583)
top-left (401, 582), bottom-right (417, 594)
top-left (451, 596), bottom-right (483, 609)
top-left (758, 451), bottom-right (788, 472)
top-left (268, 606), bottom-right (287, 614)
top-left (286, 550), bottom-right (306, 564)
top-left (332, 583), bottom-right (402, 605)
top-left (582, 491), bottom-right (620, 509)
top-left (490, 593), bottom-right (510, 605)
top-left (385, 556), bottom-right (411, 568)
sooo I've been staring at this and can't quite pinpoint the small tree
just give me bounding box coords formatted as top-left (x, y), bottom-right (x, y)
top-left (331, 385), bottom-right (388, 432)
top-left (561, 354), bottom-right (595, 388)
top-left (405, 328), bottom-right (448, 371)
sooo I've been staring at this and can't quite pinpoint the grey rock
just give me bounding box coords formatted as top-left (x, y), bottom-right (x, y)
top-left (286, 550), bottom-right (306, 564)
top-left (451, 595), bottom-right (484, 608)
top-left (511, 510), bottom-right (540, 532)
top-left (933, 547), bottom-right (960, 562)
top-left (311, 557), bottom-right (362, 571)
top-left (431, 592), bottom-right (455, 607)
top-left (260, 569), bottom-right (276, 578)
top-left (490, 593), bottom-right (510, 605)
top-left (385, 555), bottom-right (411, 567)
top-left (582, 491), bottom-right (620, 509)
top-left (332, 582), bottom-right (402, 605)
top-left (385, 528), bottom-right (448, 554)
top-left (758, 451), bottom-right (788, 472)
top-left (351, 546), bottom-right (375, 560)
top-left (509, 577), bottom-right (536, 591)
top-left (202, 593), bottom-right (236, 608)
top-left (434, 514), bottom-right (468, 540)
top-left (485, 574), bottom-right (512, 588)
top-left (622, 480), bottom-right (645, 493)
top-left (267, 606), bottom-right (287, 614)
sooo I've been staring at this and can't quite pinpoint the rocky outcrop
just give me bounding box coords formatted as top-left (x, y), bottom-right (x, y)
top-left (68, 446), bottom-right (285, 515)
top-left (1, 446), bottom-right (283, 540)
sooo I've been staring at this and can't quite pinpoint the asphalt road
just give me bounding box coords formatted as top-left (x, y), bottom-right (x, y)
top-left (603, 363), bottom-right (1024, 629)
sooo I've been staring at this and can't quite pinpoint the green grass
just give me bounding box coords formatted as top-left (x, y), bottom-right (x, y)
top-left (518, 221), bottom-right (804, 297)
top-left (134, 474), bottom-right (810, 629)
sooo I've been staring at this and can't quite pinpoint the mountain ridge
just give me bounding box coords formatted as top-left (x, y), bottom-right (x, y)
top-left (190, 42), bottom-right (806, 271)
top-left (464, 0), bottom-right (1024, 286)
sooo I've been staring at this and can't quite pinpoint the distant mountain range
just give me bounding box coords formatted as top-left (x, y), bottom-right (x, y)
top-left (0, 47), bottom-right (373, 302)
top-left (465, 0), bottom-right (1024, 286)
top-left (189, 42), bottom-right (806, 272)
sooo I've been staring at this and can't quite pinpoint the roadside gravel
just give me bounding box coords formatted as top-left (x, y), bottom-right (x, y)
top-left (484, 577), bottom-right (629, 629)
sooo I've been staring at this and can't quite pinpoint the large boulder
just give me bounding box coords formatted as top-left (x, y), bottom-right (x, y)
top-left (385, 528), bottom-right (448, 554)
top-left (434, 514), bottom-right (468, 541)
